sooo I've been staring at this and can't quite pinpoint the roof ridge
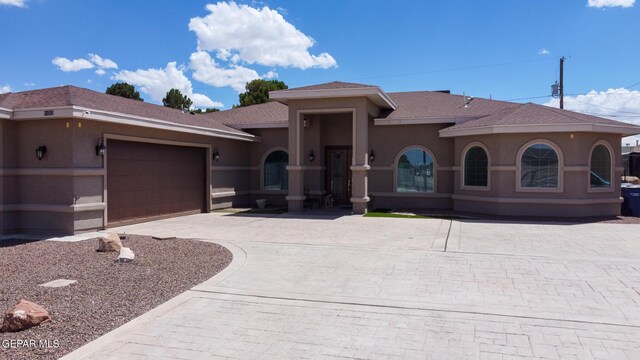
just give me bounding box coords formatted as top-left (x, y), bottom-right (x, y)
top-left (472, 103), bottom-right (523, 120)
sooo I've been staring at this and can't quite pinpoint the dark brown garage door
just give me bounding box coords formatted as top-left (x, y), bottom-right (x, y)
top-left (107, 140), bottom-right (206, 226)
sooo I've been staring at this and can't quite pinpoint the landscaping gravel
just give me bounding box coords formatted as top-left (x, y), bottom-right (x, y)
top-left (0, 235), bottom-right (232, 360)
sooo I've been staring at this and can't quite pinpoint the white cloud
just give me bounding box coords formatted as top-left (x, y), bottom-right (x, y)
top-left (544, 88), bottom-right (640, 118)
top-left (190, 51), bottom-right (261, 92)
top-left (52, 57), bottom-right (94, 72)
top-left (538, 48), bottom-right (550, 55)
top-left (23, 82), bottom-right (35, 87)
top-left (262, 70), bottom-right (278, 79)
top-left (0, 0), bottom-right (26, 7)
top-left (89, 53), bottom-right (118, 69)
top-left (544, 88), bottom-right (640, 143)
top-left (113, 61), bottom-right (223, 108)
top-left (189, 2), bottom-right (337, 69)
top-left (587, 0), bottom-right (635, 7)
top-left (52, 53), bottom-right (117, 74)
top-left (0, 84), bottom-right (12, 93)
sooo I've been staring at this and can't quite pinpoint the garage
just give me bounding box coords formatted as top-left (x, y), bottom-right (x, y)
top-left (106, 139), bottom-right (207, 226)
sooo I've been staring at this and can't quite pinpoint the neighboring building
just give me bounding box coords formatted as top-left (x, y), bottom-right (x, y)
top-left (1, 82), bottom-right (638, 235)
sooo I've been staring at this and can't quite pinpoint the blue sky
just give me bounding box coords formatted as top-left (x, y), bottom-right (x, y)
top-left (1, 0), bottom-right (639, 140)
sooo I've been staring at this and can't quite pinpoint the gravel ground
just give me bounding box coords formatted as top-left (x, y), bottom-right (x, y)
top-left (0, 235), bottom-right (232, 360)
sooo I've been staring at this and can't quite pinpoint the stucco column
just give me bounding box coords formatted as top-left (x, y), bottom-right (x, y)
top-left (350, 109), bottom-right (370, 214)
top-left (286, 109), bottom-right (305, 211)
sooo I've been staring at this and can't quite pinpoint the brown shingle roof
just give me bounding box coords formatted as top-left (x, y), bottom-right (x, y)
top-left (282, 81), bottom-right (377, 91)
top-left (204, 101), bottom-right (288, 129)
top-left (444, 102), bottom-right (626, 131)
top-left (382, 91), bottom-right (516, 120)
top-left (0, 86), bottom-right (249, 136)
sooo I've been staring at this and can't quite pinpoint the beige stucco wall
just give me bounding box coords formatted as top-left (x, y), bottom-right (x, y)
top-left (0, 119), bottom-right (76, 234)
top-left (284, 97), bottom-right (379, 212)
top-left (368, 123), bottom-right (455, 210)
top-left (1, 117), bottom-right (253, 235)
top-left (452, 132), bottom-right (623, 216)
top-left (245, 127), bottom-right (289, 207)
top-left (0, 119), bottom-right (17, 233)
top-left (1, 103), bottom-right (628, 235)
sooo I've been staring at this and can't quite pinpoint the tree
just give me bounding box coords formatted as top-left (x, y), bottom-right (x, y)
top-left (237, 79), bottom-right (287, 107)
top-left (105, 82), bottom-right (143, 101)
top-left (191, 108), bottom-right (220, 114)
top-left (162, 88), bottom-right (193, 110)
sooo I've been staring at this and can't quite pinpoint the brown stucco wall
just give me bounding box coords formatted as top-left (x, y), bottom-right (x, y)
top-left (452, 132), bottom-right (623, 216)
top-left (0, 119), bottom-right (18, 233)
top-left (1, 103), bottom-right (628, 235)
top-left (243, 127), bottom-right (289, 206)
top-left (284, 97), bottom-right (374, 212)
top-left (2, 117), bottom-right (254, 235)
top-left (368, 123), bottom-right (455, 210)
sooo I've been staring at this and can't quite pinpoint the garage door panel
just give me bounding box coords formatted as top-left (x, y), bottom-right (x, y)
top-left (107, 140), bottom-right (206, 226)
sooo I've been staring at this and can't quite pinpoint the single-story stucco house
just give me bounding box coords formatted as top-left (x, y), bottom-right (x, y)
top-left (1, 81), bottom-right (638, 235)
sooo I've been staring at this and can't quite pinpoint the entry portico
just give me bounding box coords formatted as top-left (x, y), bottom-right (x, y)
top-left (270, 82), bottom-right (397, 214)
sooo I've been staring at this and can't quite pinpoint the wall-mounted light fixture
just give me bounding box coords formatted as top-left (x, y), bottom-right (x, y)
top-left (95, 137), bottom-right (107, 157)
top-left (369, 150), bottom-right (375, 162)
top-left (35, 146), bottom-right (47, 160)
top-left (309, 150), bottom-right (315, 162)
top-left (213, 148), bottom-right (220, 162)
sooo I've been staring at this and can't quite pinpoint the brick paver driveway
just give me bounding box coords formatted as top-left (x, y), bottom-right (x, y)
top-left (63, 213), bottom-right (640, 359)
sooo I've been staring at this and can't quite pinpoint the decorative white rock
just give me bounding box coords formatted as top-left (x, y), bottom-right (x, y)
top-left (117, 247), bottom-right (135, 262)
top-left (39, 279), bottom-right (78, 288)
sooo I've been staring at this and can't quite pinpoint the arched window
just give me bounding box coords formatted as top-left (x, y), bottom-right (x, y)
top-left (264, 150), bottom-right (288, 190)
top-left (520, 143), bottom-right (559, 188)
top-left (590, 144), bottom-right (611, 188)
top-left (464, 146), bottom-right (488, 187)
top-left (396, 147), bottom-right (435, 192)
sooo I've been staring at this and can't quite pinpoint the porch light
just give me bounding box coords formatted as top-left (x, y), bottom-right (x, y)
top-left (309, 150), bottom-right (315, 162)
top-left (213, 148), bottom-right (220, 162)
top-left (95, 137), bottom-right (107, 157)
top-left (35, 146), bottom-right (47, 160)
top-left (369, 150), bottom-right (375, 162)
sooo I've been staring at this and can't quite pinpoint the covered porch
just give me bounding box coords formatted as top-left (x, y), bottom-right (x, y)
top-left (269, 83), bottom-right (397, 214)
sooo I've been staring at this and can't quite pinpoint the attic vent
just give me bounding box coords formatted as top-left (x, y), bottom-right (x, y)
top-left (464, 96), bottom-right (474, 108)
top-left (44, 110), bottom-right (54, 116)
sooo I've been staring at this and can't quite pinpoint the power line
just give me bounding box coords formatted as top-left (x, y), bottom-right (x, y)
top-left (504, 95), bottom-right (552, 101)
top-left (571, 98), bottom-right (640, 116)
top-left (287, 57), bottom-right (556, 87)
top-left (592, 115), bottom-right (640, 118)
top-left (625, 81), bottom-right (640, 89)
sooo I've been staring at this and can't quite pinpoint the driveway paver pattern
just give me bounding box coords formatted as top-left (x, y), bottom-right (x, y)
top-left (61, 213), bottom-right (640, 359)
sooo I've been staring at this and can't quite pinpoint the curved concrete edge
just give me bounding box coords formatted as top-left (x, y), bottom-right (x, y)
top-left (191, 239), bottom-right (248, 291)
top-left (59, 240), bottom-right (247, 360)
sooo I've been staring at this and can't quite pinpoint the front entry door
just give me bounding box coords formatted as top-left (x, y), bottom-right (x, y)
top-left (326, 147), bottom-right (352, 205)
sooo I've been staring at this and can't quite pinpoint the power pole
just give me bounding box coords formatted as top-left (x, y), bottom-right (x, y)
top-left (559, 56), bottom-right (566, 109)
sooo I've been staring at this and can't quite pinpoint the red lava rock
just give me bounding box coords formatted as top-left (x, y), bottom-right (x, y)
top-left (1, 299), bottom-right (51, 332)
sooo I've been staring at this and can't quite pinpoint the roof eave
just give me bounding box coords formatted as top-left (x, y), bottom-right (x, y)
top-left (439, 123), bottom-right (640, 138)
top-left (374, 115), bottom-right (479, 126)
top-left (11, 106), bottom-right (257, 142)
top-left (0, 107), bottom-right (12, 119)
top-left (227, 122), bottom-right (288, 130)
top-left (270, 87), bottom-right (397, 110)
